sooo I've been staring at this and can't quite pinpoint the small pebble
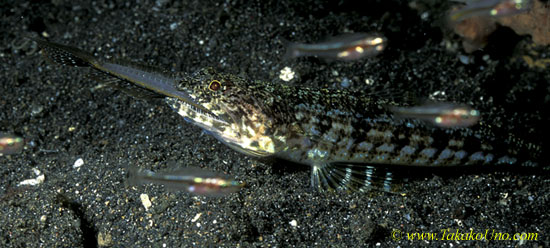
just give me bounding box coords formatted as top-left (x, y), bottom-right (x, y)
top-left (73, 158), bottom-right (84, 168)
top-left (289, 219), bottom-right (297, 227)
top-left (140, 194), bottom-right (152, 211)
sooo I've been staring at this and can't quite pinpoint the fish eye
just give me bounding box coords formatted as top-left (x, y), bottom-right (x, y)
top-left (208, 80), bottom-right (221, 92)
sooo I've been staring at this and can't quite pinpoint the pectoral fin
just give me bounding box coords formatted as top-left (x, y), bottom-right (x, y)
top-left (311, 162), bottom-right (408, 193)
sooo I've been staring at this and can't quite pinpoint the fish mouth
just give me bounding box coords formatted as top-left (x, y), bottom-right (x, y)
top-left (165, 96), bottom-right (230, 127)
top-left (168, 89), bottom-right (217, 117)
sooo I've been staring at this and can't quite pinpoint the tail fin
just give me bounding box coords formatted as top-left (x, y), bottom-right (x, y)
top-left (30, 38), bottom-right (96, 67)
top-left (125, 166), bottom-right (155, 188)
top-left (281, 37), bottom-right (300, 60)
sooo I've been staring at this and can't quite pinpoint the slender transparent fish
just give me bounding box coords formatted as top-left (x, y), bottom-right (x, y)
top-left (127, 166), bottom-right (245, 196)
top-left (389, 102), bottom-right (481, 128)
top-left (0, 133), bottom-right (24, 155)
top-left (450, 0), bottom-right (533, 22)
top-left (30, 38), bottom-right (220, 122)
top-left (284, 33), bottom-right (386, 61)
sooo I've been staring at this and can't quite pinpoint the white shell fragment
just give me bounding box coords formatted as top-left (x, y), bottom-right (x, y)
top-left (18, 168), bottom-right (45, 186)
top-left (279, 66), bottom-right (295, 81)
top-left (140, 193), bottom-right (152, 211)
top-left (289, 219), bottom-right (298, 227)
top-left (191, 213), bottom-right (202, 222)
top-left (73, 158), bottom-right (84, 168)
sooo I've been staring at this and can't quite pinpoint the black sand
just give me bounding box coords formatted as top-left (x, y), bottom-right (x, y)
top-left (1, 0), bottom-right (548, 247)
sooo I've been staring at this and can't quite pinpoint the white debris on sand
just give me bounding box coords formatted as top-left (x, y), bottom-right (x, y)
top-left (72, 158), bottom-right (84, 168)
top-left (18, 168), bottom-right (45, 186)
top-left (140, 193), bottom-right (152, 211)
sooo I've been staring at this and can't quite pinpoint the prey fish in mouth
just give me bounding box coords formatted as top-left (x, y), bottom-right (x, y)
top-left (32, 38), bottom-right (547, 193)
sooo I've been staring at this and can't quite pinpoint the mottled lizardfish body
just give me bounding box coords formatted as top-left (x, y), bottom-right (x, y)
top-left (33, 38), bottom-right (546, 192)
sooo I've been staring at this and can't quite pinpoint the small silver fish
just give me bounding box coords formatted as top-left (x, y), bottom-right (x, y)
top-left (29, 38), bottom-right (215, 119)
top-left (0, 133), bottom-right (24, 155)
top-left (450, 0), bottom-right (532, 22)
top-left (127, 166), bottom-right (245, 196)
top-left (390, 102), bottom-right (481, 128)
top-left (284, 33), bottom-right (386, 61)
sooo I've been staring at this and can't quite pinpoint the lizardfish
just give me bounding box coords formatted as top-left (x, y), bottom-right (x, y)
top-left (32, 38), bottom-right (547, 193)
top-left (450, 0), bottom-right (533, 22)
top-left (284, 33), bottom-right (386, 61)
top-left (127, 166), bottom-right (245, 196)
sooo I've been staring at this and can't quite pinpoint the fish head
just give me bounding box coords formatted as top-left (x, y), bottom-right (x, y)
top-left (166, 67), bottom-right (276, 157)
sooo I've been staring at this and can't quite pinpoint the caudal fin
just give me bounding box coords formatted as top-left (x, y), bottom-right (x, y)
top-left (280, 37), bottom-right (301, 60)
